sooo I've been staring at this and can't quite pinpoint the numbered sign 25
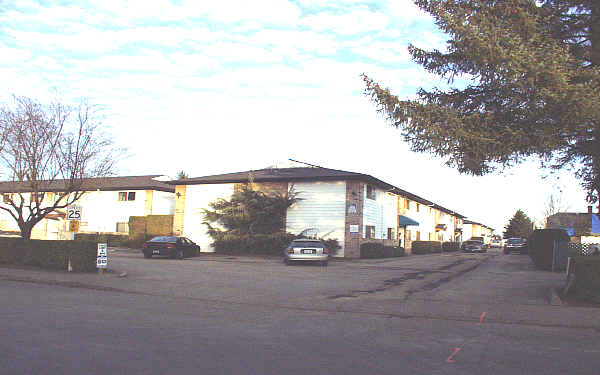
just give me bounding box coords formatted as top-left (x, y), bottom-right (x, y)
top-left (67, 205), bottom-right (82, 220)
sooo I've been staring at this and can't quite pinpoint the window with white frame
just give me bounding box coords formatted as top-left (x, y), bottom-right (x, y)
top-left (118, 191), bottom-right (136, 201)
top-left (365, 225), bottom-right (375, 239)
top-left (387, 228), bottom-right (395, 240)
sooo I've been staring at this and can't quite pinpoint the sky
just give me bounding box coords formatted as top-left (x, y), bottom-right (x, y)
top-left (0, 0), bottom-right (591, 233)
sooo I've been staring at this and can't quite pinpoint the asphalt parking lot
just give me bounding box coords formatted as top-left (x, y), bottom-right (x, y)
top-left (105, 247), bottom-right (492, 305)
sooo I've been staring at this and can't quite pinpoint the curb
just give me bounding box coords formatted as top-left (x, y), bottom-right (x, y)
top-left (549, 287), bottom-right (563, 306)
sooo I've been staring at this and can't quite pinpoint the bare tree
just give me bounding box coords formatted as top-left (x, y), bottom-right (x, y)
top-left (0, 95), bottom-right (122, 239)
top-left (541, 193), bottom-right (571, 228)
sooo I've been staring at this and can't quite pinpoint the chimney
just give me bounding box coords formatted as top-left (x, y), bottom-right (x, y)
top-left (589, 206), bottom-right (593, 214)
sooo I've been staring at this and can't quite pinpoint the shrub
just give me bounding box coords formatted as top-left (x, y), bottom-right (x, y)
top-left (528, 229), bottom-right (570, 271)
top-left (442, 242), bottom-right (460, 252)
top-left (321, 238), bottom-right (341, 257)
top-left (0, 238), bottom-right (97, 272)
top-left (360, 242), bottom-right (405, 258)
top-left (412, 241), bottom-right (442, 254)
top-left (571, 256), bottom-right (600, 302)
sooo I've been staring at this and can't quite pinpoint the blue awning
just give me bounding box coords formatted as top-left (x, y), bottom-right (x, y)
top-left (398, 215), bottom-right (419, 226)
top-left (592, 214), bottom-right (600, 235)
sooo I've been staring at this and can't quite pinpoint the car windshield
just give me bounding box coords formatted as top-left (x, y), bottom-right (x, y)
top-left (507, 238), bottom-right (524, 244)
top-left (291, 241), bottom-right (323, 248)
top-left (149, 236), bottom-right (177, 243)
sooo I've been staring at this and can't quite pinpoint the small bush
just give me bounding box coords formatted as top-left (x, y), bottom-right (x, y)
top-left (0, 238), bottom-right (97, 272)
top-left (528, 229), bottom-right (570, 271)
top-left (571, 256), bottom-right (600, 301)
top-left (412, 241), bottom-right (442, 254)
top-left (360, 242), bottom-right (404, 258)
top-left (442, 242), bottom-right (460, 252)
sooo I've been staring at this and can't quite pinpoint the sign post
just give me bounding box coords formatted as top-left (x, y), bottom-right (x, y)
top-left (97, 243), bottom-right (108, 275)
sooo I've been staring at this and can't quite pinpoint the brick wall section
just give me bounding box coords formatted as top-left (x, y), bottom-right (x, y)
top-left (344, 181), bottom-right (363, 258)
top-left (173, 185), bottom-right (186, 236)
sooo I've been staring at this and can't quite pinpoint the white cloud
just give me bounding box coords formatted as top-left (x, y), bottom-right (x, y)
top-left (302, 9), bottom-right (390, 35)
top-left (351, 41), bottom-right (411, 63)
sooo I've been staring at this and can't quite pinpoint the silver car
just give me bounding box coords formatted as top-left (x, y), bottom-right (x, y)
top-left (462, 240), bottom-right (486, 253)
top-left (284, 239), bottom-right (329, 266)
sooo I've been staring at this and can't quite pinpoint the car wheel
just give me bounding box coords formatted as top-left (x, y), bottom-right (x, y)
top-left (321, 261), bottom-right (328, 267)
top-left (177, 249), bottom-right (185, 260)
top-left (143, 252), bottom-right (152, 259)
top-left (284, 258), bottom-right (291, 266)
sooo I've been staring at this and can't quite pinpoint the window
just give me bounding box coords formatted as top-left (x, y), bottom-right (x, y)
top-left (365, 225), bottom-right (375, 239)
top-left (416, 231), bottom-right (421, 240)
top-left (416, 203), bottom-right (420, 212)
top-left (2, 194), bottom-right (10, 203)
top-left (118, 192), bottom-right (136, 201)
top-left (366, 185), bottom-right (376, 200)
top-left (387, 228), bottom-right (395, 240)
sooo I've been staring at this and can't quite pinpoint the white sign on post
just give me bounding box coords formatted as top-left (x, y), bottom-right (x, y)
top-left (67, 204), bottom-right (83, 221)
top-left (97, 243), bottom-right (108, 269)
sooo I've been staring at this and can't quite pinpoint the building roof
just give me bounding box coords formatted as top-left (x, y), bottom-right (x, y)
top-left (173, 167), bottom-right (466, 218)
top-left (463, 219), bottom-right (494, 230)
top-left (0, 175), bottom-right (175, 193)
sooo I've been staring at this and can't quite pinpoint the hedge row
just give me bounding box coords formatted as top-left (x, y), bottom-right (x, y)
top-left (212, 233), bottom-right (295, 255)
top-left (360, 242), bottom-right (405, 258)
top-left (412, 241), bottom-right (442, 254)
top-left (0, 238), bottom-right (97, 272)
top-left (442, 242), bottom-right (460, 252)
top-left (528, 229), bottom-right (570, 271)
top-left (571, 256), bottom-right (600, 302)
top-left (212, 233), bottom-right (342, 256)
top-left (74, 233), bottom-right (129, 247)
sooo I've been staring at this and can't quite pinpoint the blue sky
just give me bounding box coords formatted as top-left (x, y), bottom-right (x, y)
top-left (0, 0), bottom-right (590, 232)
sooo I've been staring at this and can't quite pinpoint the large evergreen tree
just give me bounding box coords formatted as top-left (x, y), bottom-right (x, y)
top-left (364, 1), bottom-right (600, 212)
top-left (203, 185), bottom-right (299, 237)
top-left (504, 209), bottom-right (534, 238)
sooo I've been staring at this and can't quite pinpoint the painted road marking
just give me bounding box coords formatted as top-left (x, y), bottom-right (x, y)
top-left (446, 311), bottom-right (486, 363)
top-left (477, 311), bottom-right (486, 326)
top-left (446, 347), bottom-right (461, 363)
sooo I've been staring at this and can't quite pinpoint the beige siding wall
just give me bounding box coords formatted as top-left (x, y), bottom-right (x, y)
top-left (286, 181), bottom-right (346, 257)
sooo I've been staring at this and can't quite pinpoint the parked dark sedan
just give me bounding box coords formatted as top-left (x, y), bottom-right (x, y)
top-left (142, 236), bottom-right (200, 259)
top-left (503, 238), bottom-right (528, 254)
